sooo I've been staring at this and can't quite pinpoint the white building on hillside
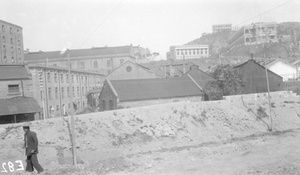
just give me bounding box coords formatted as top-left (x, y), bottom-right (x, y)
top-left (167, 45), bottom-right (209, 61)
top-left (266, 59), bottom-right (298, 81)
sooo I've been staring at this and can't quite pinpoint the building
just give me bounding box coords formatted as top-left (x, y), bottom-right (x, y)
top-left (266, 59), bottom-right (298, 81)
top-left (0, 65), bottom-right (41, 124)
top-left (166, 45), bottom-right (209, 61)
top-left (228, 22), bottom-right (278, 47)
top-left (29, 65), bottom-right (105, 119)
top-left (244, 22), bottom-right (278, 45)
top-left (25, 45), bottom-right (136, 75)
top-left (106, 59), bottom-right (160, 80)
top-left (99, 76), bottom-right (204, 111)
top-left (0, 19), bottom-right (24, 64)
top-left (234, 59), bottom-right (283, 94)
top-left (133, 46), bottom-right (157, 63)
top-left (158, 62), bottom-right (196, 78)
top-left (212, 24), bottom-right (232, 33)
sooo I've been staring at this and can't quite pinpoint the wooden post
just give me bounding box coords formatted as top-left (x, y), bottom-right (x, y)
top-left (264, 56), bottom-right (273, 131)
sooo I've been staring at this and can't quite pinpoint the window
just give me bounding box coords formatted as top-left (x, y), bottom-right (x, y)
top-left (193, 50), bottom-right (195, 55)
top-left (1, 25), bottom-right (4, 32)
top-left (62, 87), bottom-right (64, 98)
top-left (10, 27), bottom-right (13, 34)
top-left (61, 74), bottom-right (64, 83)
top-left (56, 105), bottom-right (59, 112)
top-left (17, 40), bottom-right (20, 46)
top-left (55, 87), bottom-right (58, 99)
top-left (68, 103), bottom-right (70, 109)
top-left (205, 49), bottom-right (208, 54)
top-left (66, 74), bottom-right (69, 83)
top-left (107, 60), bottom-right (111, 66)
top-left (18, 48), bottom-right (21, 54)
top-left (3, 45), bottom-right (6, 53)
top-left (93, 60), bottom-right (98, 68)
top-left (126, 66), bottom-right (132, 72)
top-left (48, 87), bottom-right (52, 100)
top-left (77, 87), bottom-right (79, 96)
top-left (47, 72), bottom-right (51, 83)
top-left (82, 87), bottom-right (84, 96)
top-left (8, 84), bottom-right (19, 94)
top-left (10, 38), bottom-right (13, 44)
top-left (2, 36), bottom-right (5, 43)
top-left (189, 50), bottom-right (191, 55)
top-left (73, 87), bottom-right (75, 97)
top-left (80, 62), bottom-right (85, 69)
top-left (17, 29), bottom-right (20, 35)
top-left (201, 49), bottom-right (203, 54)
top-left (67, 87), bottom-right (70, 97)
top-left (11, 46), bottom-right (14, 53)
top-left (72, 75), bottom-right (74, 83)
top-left (3, 55), bottom-right (6, 62)
top-left (40, 91), bottom-right (43, 101)
top-left (11, 57), bottom-right (14, 63)
top-left (177, 50), bottom-right (179, 55)
top-left (185, 50), bottom-right (187, 55)
top-left (54, 73), bottom-right (57, 83)
top-left (197, 49), bottom-right (199, 54)
top-left (76, 75), bottom-right (79, 82)
top-left (83, 101), bottom-right (85, 108)
top-left (120, 59), bottom-right (124, 64)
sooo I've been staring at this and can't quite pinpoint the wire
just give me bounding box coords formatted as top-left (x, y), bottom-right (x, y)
top-left (235, 0), bottom-right (294, 26)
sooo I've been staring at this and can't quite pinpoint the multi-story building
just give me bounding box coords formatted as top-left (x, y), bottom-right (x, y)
top-left (166, 45), bottom-right (209, 61)
top-left (228, 22), bottom-right (278, 47)
top-left (0, 65), bottom-right (41, 124)
top-left (0, 20), bottom-right (24, 65)
top-left (25, 45), bottom-right (137, 75)
top-left (29, 65), bottom-right (105, 119)
top-left (244, 22), bottom-right (278, 45)
top-left (212, 24), bottom-right (232, 33)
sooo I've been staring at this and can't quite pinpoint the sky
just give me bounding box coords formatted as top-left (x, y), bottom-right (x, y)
top-left (1, 0), bottom-right (299, 60)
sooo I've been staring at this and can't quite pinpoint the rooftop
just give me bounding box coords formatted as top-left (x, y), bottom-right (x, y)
top-left (0, 64), bottom-right (30, 80)
top-left (0, 19), bottom-right (22, 28)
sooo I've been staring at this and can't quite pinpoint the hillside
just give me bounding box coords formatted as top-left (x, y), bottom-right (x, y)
top-left (186, 22), bottom-right (300, 58)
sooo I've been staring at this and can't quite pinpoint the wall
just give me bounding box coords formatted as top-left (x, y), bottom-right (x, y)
top-left (0, 79), bottom-right (33, 99)
top-left (223, 90), bottom-right (297, 101)
top-left (107, 61), bottom-right (157, 80)
top-left (118, 96), bottom-right (203, 109)
top-left (98, 81), bottom-right (117, 111)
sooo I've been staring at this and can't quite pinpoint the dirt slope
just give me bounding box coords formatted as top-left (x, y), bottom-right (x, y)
top-left (0, 96), bottom-right (299, 174)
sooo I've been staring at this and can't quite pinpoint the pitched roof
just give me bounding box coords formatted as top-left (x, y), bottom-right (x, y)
top-left (0, 65), bottom-right (30, 80)
top-left (234, 59), bottom-right (283, 79)
top-left (108, 76), bottom-right (203, 102)
top-left (266, 59), bottom-right (296, 69)
top-left (183, 65), bottom-right (216, 88)
top-left (0, 97), bottom-right (41, 116)
top-left (25, 45), bottom-right (134, 61)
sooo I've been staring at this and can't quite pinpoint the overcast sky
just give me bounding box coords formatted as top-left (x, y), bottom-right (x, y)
top-left (1, 0), bottom-right (299, 59)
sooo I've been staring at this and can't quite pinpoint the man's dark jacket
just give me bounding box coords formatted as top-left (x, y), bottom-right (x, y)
top-left (24, 130), bottom-right (39, 156)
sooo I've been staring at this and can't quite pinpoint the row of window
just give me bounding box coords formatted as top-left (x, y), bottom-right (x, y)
top-left (47, 86), bottom-right (86, 100)
top-left (2, 45), bottom-right (22, 54)
top-left (1, 25), bottom-right (21, 35)
top-left (1, 56), bottom-right (22, 64)
top-left (46, 72), bottom-right (98, 84)
top-left (2, 36), bottom-right (21, 45)
top-left (49, 101), bottom-right (86, 114)
top-left (176, 49), bottom-right (208, 56)
top-left (92, 59), bottom-right (125, 69)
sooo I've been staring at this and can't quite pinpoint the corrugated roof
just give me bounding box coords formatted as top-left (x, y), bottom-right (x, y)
top-left (0, 97), bottom-right (41, 116)
top-left (25, 45), bottom-right (133, 61)
top-left (0, 65), bottom-right (30, 80)
top-left (109, 76), bottom-right (203, 102)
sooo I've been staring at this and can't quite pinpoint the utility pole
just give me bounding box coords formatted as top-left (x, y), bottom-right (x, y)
top-left (68, 54), bottom-right (77, 165)
top-left (264, 53), bottom-right (273, 131)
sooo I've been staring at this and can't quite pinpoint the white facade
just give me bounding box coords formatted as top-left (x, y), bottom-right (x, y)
top-left (266, 60), bottom-right (297, 81)
top-left (167, 45), bottom-right (209, 60)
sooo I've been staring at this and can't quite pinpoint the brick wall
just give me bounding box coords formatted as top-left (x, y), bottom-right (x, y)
top-left (0, 79), bottom-right (33, 99)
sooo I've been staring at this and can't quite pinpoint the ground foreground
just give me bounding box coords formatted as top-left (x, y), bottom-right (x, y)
top-left (0, 94), bottom-right (300, 174)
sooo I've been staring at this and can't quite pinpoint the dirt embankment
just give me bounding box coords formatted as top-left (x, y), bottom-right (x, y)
top-left (0, 96), bottom-right (300, 174)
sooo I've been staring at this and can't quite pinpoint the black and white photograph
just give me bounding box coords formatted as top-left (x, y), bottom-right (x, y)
top-left (0, 0), bottom-right (300, 174)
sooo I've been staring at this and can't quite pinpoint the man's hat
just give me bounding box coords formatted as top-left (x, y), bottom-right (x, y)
top-left (23, 123), bottom-right (30, 130)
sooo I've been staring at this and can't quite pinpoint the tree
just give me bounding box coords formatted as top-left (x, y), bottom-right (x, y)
top-left (204, 64), bottom-right (245, 100)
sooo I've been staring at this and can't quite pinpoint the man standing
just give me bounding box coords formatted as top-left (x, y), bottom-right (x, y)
top-left (23, 125), bottom-right (44, 173)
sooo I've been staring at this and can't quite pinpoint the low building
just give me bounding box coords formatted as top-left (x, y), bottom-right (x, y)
top-left (29, 65), bottom-right (105, 118)
top-left (106, 59), bottom-right (160, 80)
top-left (266, 59), bottom-right (298, 81)
top-left (212, 24), bottom-right (232, 33)
top-left (234, 59), bottom-right (283, 94)
top-left (166, 45), bottom-right (209, 61)
top-left (0, 65), bottom-right (41, 124)
top-left (98, 76), bottom-right (205, 111)
top-left (25, 45), bottom-right (136, 75)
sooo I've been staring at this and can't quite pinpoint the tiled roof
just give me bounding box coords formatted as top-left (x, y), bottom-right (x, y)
top-left (109, 76), bottom-right (203, 102)
top-left (0, 65), bottom-right (30, 80)
top-left (25, 45), bottom-right (133, 60)
top-left (0, 97), bottom-right (41, 116)
top-left (183, 65), bottom-right (216, 88)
